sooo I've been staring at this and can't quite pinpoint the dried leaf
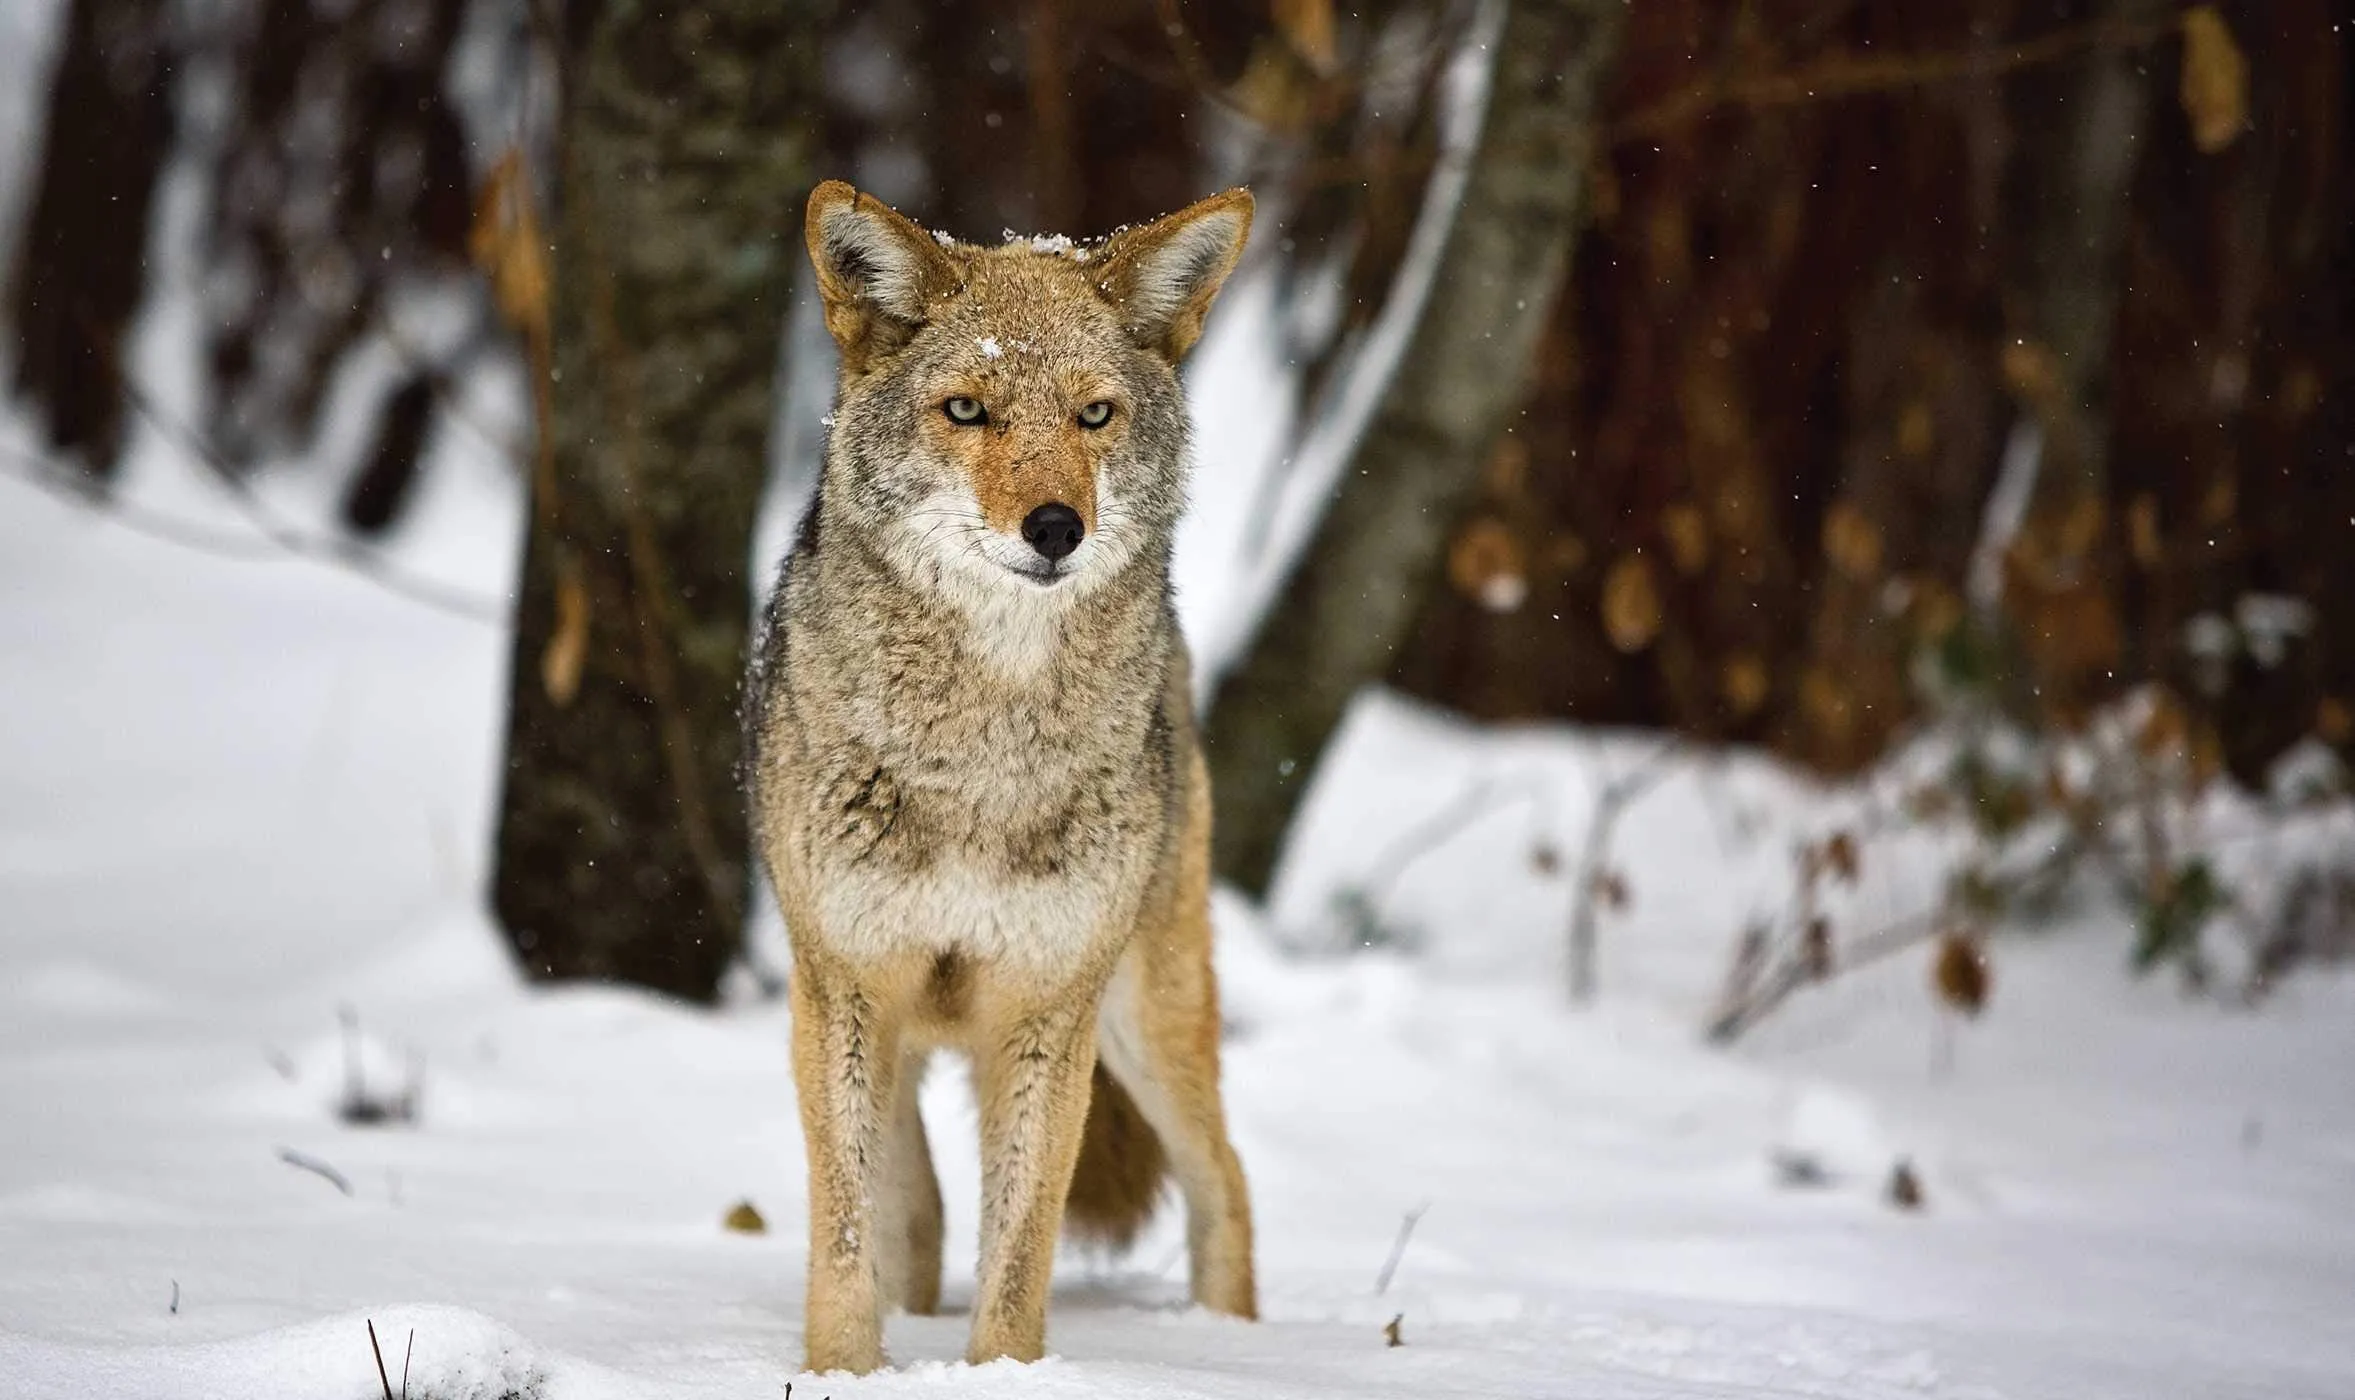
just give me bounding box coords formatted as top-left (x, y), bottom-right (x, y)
top-left (1661, 501), bottom-right (1710, 575)
top-left (1383, 1313), bottom-right (1405, 1348)
top-left (1228, 39), bottom-right (1324, 132)
top-left (1821, 500), bottom-right (1884, 580)
top-left (1586, 157), bottom-right (1621, 229)
top-left (1907, 578), bottom-right (1964, 644)
top-left (2136, 690), bottom-right (2188, 758)
top-left (1799, 668), bottom-right (1855, 742)
top-left (1886, 1159), bottom-right (1926, 1212)
top-left (1932, 931), bottom-right (1990, 1017)
top-left (2000, 340), bottom-right (2064, 408)
top-left (1721, 653), bottom-right (1770, 719)
top-left (1545, 534), bottom-right (1590, 575)
top-left (1448, 517), bottom-right (1528, 614)
top-left (1601, 554), bottom-right (1663, 654)
top-left (1801, 916), bottom-right (1833, 980)
top-left (723, 1200), bottom-right (767, 1234)
top-left (470, 150), bottom-right (550, 335)
top-left (2179, 6), bottom-right (2248, 154)
top-left (2058, 493), bottom-right (2106, 563)
top-left (1822, 831), bottom-right (1860, 884)
top-left (1272, 0), bottom-right (1338, 71)
top-left (1482, 435), bottom-right (1530, 497)
top-left (2199, 472), bottom-right (2237, 527)
top-left (1529, 843), bottom-right (1562, 878)
top-left (2127, 494), bottom-right (2163, 569)
top-left (1896, 400), bottom-right (1934, 459)
top-left (2283, 363), bottom-right (2324, 419)
top-left (541, 560), bottom-right (590, 708)
top-left (1903, 783), bottom-right (1954, 824)
top-left (2317, 697), bottom-right (2353, 745)
top-left (1592, 869), bottom-right (1630, 912)
top-left (2188, 724), bottom-right (2226, 790)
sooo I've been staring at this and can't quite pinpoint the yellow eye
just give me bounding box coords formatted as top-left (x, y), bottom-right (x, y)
top-left (944, 397), bottom-right (987, 425)
top-left (1077, 401), bottom-right (1114, 429)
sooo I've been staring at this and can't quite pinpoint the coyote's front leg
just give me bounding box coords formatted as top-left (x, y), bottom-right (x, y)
top-left (967, 997), bottom-right (1103, 1364)
top-left (791, 964), bottom-right (901, 1375)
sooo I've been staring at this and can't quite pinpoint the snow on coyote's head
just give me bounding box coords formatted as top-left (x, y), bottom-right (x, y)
top-left (804, 180), bottom-right (1251, 606)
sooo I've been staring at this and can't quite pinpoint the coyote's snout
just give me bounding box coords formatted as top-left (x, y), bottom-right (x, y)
top-left (746, 180), bottom-right (1257, 1375)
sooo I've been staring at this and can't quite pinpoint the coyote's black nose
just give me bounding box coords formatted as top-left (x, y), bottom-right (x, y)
top-left (1021, 503), bottom-right (1085, 561)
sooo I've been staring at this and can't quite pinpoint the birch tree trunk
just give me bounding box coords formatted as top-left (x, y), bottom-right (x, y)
top-left (491, 0), bottom-right (826, 1000)
top-left (1206, 0), bottom-right (1625, 897)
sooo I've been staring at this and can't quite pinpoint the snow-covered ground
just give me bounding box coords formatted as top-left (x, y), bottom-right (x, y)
top-left (7, 418), bottom-right (2355, 1400)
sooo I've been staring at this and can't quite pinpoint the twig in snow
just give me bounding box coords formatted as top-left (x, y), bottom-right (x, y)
top-left (367, 1319), bottom-right (395, 1400)
top-left (1361, 778), bottom-right (1554, 914)
top-left (168, 1279), bottom-right (179, 1315)
top-left (335, 1007), bottom-right (423, 1126)
top-left (402, 1327), bottom-right (414, 1400)
top-left (1338, 776), bottom-right (1557, 949)
top-left (278, 1147), bottom-right (354, 1196)
top-left (1374, 1202), bottom-right (1431, 1295)
top-left (1566, 741), bottom-right (1679, 1003)
top-left (1705, 905), bottom-right (1946, 1044)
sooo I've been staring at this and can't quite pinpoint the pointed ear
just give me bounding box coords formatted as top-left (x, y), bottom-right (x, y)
top-left (804, 180), bottom-right (960, 372)
top-left (1094, 188), bottom-right (1253, 362)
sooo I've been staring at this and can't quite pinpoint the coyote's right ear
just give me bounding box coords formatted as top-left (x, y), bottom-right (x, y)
top-left (805, 180), bottom-right (959, 373)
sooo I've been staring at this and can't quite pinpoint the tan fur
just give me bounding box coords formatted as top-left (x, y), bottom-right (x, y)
top-left (923, 386), bottom-right (1102, 536)
top-left (748, 180), bottom-right (1257, 1375)
top-left (1064, 1064), bottom-right (1167, 1249)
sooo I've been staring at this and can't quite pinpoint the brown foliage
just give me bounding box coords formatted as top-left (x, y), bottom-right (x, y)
top-left (1933, 932), bottom-right (1991, 1017)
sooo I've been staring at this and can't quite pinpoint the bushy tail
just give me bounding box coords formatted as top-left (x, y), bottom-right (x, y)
top-left (1063, 1063), bottom-right (1166, 1249)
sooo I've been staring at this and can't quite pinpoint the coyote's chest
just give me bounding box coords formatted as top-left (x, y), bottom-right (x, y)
top-left (787, 688), bottom-right (1168, 979)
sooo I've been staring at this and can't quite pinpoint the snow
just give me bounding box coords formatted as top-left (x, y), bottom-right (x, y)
top-left (8, 448), bottom-right (2355, 1399)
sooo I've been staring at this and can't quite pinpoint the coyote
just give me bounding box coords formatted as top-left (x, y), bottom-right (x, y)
top-left (744, 180), bottom-right (1258, 1374)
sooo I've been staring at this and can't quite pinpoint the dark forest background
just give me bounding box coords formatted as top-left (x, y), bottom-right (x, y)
top-left (9, 0), bottom-right (2349, 1003)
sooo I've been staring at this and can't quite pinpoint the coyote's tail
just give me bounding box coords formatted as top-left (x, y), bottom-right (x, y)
top-left (1063, 1063), bottom-right (1167, 1249)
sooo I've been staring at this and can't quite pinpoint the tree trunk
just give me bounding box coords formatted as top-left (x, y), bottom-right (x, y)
top-left (1206, 0), bottom-right (1625, 897)
top-left (6, 0), bottom-right (174, 478)
top-left (492, 0), bottom-right (826, 1000)
top-left (1992, 0), bottom-right (2170, 723)
top-left (201, 0), bottom-right (474, 476)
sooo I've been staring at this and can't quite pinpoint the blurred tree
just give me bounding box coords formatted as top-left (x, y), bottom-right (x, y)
top-left (6, 0), bottom-right (175, 478)
top-left (1207, 0), bottom-right (1628, 897)
top-left (200, 0), bottom-right (476, 493)
top-left (491, 0), bottom-right (828, 1000)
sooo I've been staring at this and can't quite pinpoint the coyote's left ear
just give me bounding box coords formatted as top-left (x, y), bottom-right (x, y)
top-left (1095, 189), bottom-right (1253, 362)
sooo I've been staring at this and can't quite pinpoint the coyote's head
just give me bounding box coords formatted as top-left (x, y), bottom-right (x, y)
top-left (804, 181), bottom-right (1250, 608)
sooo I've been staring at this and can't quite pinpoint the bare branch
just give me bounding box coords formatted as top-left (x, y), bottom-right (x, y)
top-left (1611, 10), bottom-right (2185, 144)
top-left (1374, 1201), bottom-right (1431, 1295)
top-left (277, 1148), bottom-right (354, 1197)
top-left (1567, 741), bottom-right (1679, 1003)
top-left (367, 1319), bottom-right (395, 1400)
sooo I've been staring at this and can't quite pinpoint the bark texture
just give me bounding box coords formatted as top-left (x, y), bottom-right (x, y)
top-left (492, 0), bottom-right (826, 1000)
top-left (1206, 0), bottom-right (1627, 896)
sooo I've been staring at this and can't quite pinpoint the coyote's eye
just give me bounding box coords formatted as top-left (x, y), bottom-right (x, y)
top-left (1077, 401), bottom-right (1114, 429)
top-left (943, 397), bottom-right (987, 426)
